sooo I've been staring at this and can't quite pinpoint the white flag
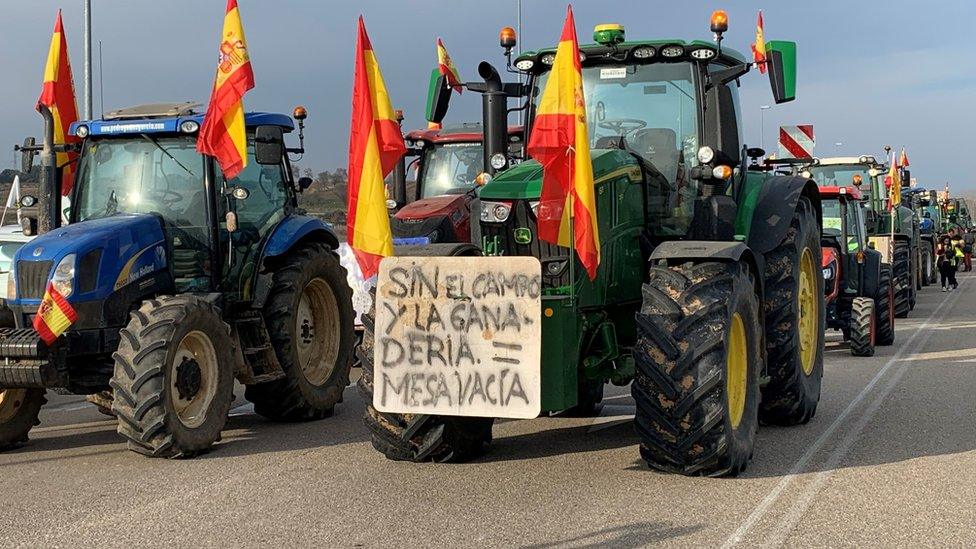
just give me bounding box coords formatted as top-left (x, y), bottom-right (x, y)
top-left (6, 175), bottom-right (20, 209)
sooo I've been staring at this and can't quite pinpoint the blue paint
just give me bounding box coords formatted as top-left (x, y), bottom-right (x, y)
top-left (393, 237), bottom-right (431, 245)
top-left (262, 215), bottom-right (338, 259)
top-left (69, 111), bottom-right (294, 137)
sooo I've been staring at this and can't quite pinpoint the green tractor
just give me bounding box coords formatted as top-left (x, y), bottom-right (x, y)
top-left (360, 16), bottom-right (824, 476)
top-left (803, 156), bottom-right (918, 318)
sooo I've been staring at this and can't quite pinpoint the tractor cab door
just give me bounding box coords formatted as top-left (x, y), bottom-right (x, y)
top-left (846, 200), bottom-right (868, 290)
top-left (218, 137), bottom-right (291, 300)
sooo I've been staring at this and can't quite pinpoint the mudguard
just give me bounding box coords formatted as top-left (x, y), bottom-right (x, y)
top-left (862, 248), bottom-right (883, 298)
top-left (262, 214), bottom-right (340, 259)
top-left (747, 176), bottom-right (822, 257)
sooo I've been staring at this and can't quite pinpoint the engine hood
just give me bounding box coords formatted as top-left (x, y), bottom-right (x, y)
top-left (16, 214), bottom-right (164, 264)
top-left (395, 194), bottom-right (468, 220)
top-left (478, 149), bottom-right (640, 200)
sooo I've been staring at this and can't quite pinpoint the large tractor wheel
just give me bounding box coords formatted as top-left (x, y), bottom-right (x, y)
top-left (875, 264), bottom-right (896, 346)
top-left (923, 242), bottom-right (937, 285)
top-left (892, 240), bottom-right (912, 318)
top-left (245, 243), bottom-right (355, 421)
top-left (760, 196), bottom-right (825, 426)
top-left (0, 389), bottom-right (45, 451)
top-left (111, 296), bottom-right (235, 458)
top-left (359, 297), bottom-right (494, 462)
top-left (849, 297), bottom-right (876, 357)
top-left (633, 261), bottom-right (762, 476)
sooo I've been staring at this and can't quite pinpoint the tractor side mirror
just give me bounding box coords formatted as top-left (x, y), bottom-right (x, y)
top-left (425, 68), bottom-right (452, 125)
top-left (298, 176), bottom-right (313, 192)
top-left (20, 137), bottom-right (37, 174)
top-left (254, 125), bottom-right (284, 165)
top-left (765, 41), bottom-right (797, 104)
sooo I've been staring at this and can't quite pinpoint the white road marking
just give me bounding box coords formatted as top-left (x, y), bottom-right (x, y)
top-left (722, 282), bottom-right (962, 548)
top-left (47, 403), bottom-right (92, 413)
top-left (229, 402), bottom-right (254, 417)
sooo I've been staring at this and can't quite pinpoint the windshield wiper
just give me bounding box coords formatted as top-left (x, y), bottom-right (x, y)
top-left (140, 134), bottom-right (195, 177)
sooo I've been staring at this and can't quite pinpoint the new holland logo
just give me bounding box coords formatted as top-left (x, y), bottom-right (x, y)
top-left (514, 227), bottom-right (532, 244)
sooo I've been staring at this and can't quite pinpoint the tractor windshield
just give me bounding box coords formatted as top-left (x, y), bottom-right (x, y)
top-left (822, 198), bottom-right (842, 237)
top-left (75, 135), bottom-right (207, 229)
top-left (533, 62), bottom-right (699, 185)
top-left (419, 142), bottom-right (484, 198)
top-left (806, 164), bottom-right (871, 189)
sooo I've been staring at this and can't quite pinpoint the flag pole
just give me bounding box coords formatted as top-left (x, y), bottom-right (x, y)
top-left (568, 194), bottom-right (576, 306)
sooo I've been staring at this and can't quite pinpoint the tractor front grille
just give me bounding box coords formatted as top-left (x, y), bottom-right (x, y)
top-left (16, 260), bottom-right (52, 299)
top-left (480, 200), bottom-right (571, 288)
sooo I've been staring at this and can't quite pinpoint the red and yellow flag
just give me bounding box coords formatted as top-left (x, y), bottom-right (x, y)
top-left (888, 156), bottom-right (902, 209)
top-left (33, 282), bottom-right (77, 345)
top-left (37, 10), bottom-right (80, 196)
top-left (526, 6), bottom-right (599, 280)
top-left (437, 38), bottom-right (462, 94)
top-left (899, 147), bottom-right (910, 168)
top-left (347, 17), bottom-right (407, 278)
top-left (197, 0), bottom-right (255, 181)
top-left (752, 10), bottom-right (767, 74)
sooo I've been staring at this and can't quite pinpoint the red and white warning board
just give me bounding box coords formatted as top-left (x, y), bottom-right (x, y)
top-left (778, 124), bottom-right (815, 159)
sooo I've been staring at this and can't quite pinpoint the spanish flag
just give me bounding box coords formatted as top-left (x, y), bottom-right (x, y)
top-left (347, 17), bottom-right (406, 279)
top-left (526, 6), bottom-right (599, 280)
top-left (197, 0), bottom-right (255, 181)
top-left (752, 10), bottom-right (767, 75)
top-left (899, 147), bottom-right (910, 168)
top-left (33, 282), bottom-right (77, 346)
top-left (888, 157), bottom-right (902, 209)
top-left (37, 10), bottom-right (80, 196)
top-left (437, 38), bottom-right (462, 94)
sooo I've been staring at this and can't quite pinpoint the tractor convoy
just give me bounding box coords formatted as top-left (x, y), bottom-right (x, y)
top-left (0, 7), bottom-right (961, 478)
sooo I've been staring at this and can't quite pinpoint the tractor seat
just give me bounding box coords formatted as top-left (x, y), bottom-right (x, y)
top-left (631, 128), bottom-right (680, 183)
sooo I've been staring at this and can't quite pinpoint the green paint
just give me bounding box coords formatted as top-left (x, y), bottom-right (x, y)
top-left (514, 227), bottom-right (532, 244)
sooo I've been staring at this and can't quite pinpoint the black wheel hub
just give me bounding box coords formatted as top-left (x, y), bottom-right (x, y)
top-left (300, 318), bottom-right (314, 345)
top-left (175, 357), bottom-right (202, 401)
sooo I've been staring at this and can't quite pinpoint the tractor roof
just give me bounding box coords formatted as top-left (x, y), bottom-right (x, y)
top-left (68, 102), bottom-right (294, 137)
top-left (406, 123), bottom-right (523, 144)
top-left (810, 156), bottom-right (881, 167)
top-left (818, 185), bottom-right (863, 200)
top-left (517, 39), bottom-right (747, 73)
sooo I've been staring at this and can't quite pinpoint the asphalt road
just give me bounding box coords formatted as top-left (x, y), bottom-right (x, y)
top-left (2, 274), bottom-right (975, 548)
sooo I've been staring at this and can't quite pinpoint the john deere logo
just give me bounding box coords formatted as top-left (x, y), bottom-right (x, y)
top-left (514, 227), bottom-right (532, 244)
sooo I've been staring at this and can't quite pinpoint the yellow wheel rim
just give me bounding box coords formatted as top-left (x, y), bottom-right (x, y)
top-left (798, 248), bottom-right (818, 376)
top-left (727, 313), bottom-right (748, 429)
top-left (0, 389), bottom-right (27, 423)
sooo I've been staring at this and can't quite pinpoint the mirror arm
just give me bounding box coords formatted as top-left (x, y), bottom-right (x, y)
top-left (705, 63), bottom-right (751, 90)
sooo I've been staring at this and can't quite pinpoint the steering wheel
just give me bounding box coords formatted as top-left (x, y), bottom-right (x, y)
top-left (146, 188), bottom-right (182, 206)
top-left (598, 118), bottom-right (647, 136)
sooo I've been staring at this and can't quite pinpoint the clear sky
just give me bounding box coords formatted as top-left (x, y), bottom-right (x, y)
top-left (1, 1), bottom-right (975, 191)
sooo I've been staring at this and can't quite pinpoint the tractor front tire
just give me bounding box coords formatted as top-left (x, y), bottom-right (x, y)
top-left (849, 297), bottom-right (876, 357)
top-left (246, 243), bottom-right (355, 421)
top-left (0, 389), bottom-right (45, 451)
top-left (633, 261), bottom-right (762, 477)
top-left (760, 196), bottom-right (825, 426)
top-left (111, 296), bottom-right (235, 458)
top-left (875, 264), bottom-right (896, 346)
top-left (359, 302), bottom-right (494, 462)
top-left (893, 240), bottom-right (912, 318)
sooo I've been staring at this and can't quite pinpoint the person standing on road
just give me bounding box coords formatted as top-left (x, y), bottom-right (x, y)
top-left (951, 242), bottom-right (964, 289)
top-left (964, 230), bottom-right (975, 271)
top-left (938, 245), bottom-right (953, 291)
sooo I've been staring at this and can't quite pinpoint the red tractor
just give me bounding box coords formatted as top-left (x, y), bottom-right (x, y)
top-left (389, 123), bottom-right (522, 245)
top-left (820, 185), bottom-right (896, 356)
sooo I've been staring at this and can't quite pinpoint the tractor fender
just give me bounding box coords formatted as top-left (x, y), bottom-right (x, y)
top-left (261, 215), bottom-right (340, 259)
top-left (650, 240), bottom-right (763, 297)
top-left (747, 176), bottom-right (822, 257)
top-left (862, 248), bottom-right (883, 298)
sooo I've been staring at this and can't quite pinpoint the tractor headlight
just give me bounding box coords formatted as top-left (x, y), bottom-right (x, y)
top-left (660, 45), bottom-right (684, 58)
top-left (51, 254), bottom-right (75, 298)
top-left (515, 59), bottom-right (535, 71)
top-left (631, 46), bottom-right (655, 59)
top-left (540, 53), bottom-right (556, 66)
top-left (822, 265), bottom-right (834, 280)
top-left (179, 120), bottom-right (200, 134)
top-left (490, 153), bottom-right (508, 170)
top-left (75, 125), bottom-right (89, 138)
top-left (7, 266), bottom-right (16, 300)
top-left (480, 201), bottom-right (512, 223)
top-left (697, 146), bottom-right (715, 164)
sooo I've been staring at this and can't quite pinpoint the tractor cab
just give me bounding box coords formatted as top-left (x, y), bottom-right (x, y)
top-left (389, 124), bottom-right (522, 244)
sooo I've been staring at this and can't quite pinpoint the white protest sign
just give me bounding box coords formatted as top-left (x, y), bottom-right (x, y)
top-left (373, 256), bottom-right (542, 419)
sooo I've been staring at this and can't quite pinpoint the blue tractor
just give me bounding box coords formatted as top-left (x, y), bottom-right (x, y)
top-left (0, 102), bottom-right (355, 457)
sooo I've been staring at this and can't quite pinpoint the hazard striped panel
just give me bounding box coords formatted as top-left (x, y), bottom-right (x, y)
top-left (778, 124), bottom-right (815, 159)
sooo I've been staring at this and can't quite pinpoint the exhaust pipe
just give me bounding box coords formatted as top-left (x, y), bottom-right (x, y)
top-left (37, 105), bottom-right (61, 234)
top-left (477, 62), bottom-right (508, 175)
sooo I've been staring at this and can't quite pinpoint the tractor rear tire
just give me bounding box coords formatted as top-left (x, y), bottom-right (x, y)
top-left (245, 243), bottom-right (355, 421)
top-left (849, 297), bottom-right (876, 357)
top-left (358, 300), bottom-right (494, 462)
top-left (893, 240), bottom-right (912, 318)
top-left (923, 242), bottom-right (937, 285)
top-left (875, 264), bottom-right (896, 346)
top-left (633, 261), bottom-right (762, 476)
top-left (111, 296), bottom-right (235, 458)
top-left (0, 389), bottom-right (45, 451)
top-left (759, 196), bottom-right (825, 426)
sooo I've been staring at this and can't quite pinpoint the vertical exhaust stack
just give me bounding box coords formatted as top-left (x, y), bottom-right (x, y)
top-left (37, 105), bottom-right (60, 234)
top-left (477, 62), bottom-right (508, 176)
